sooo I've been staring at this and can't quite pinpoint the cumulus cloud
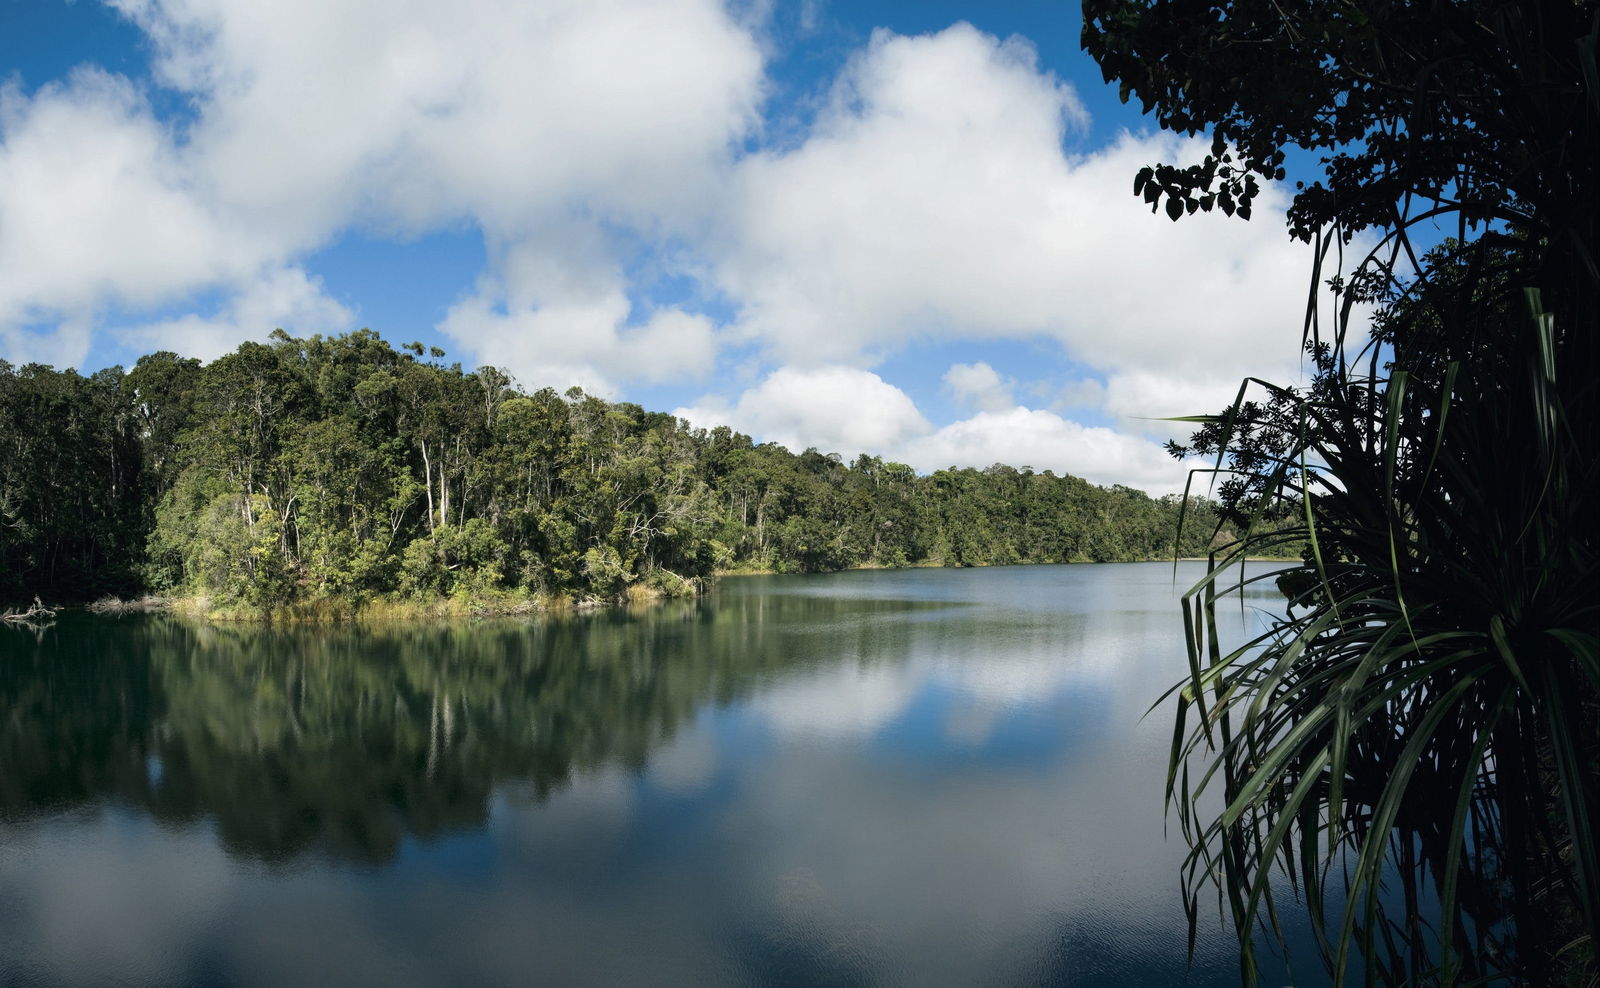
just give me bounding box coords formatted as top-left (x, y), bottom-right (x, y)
top-left (678, 365), bottom-right (1195, 492)
top-left (115, 267), bottom-right (356, 363)
top-left (1053, 376), bottom-right (1106, 412)
top-left (899, 406), bottom-right (1188, 492)
top-left (442, 288), bottom-right (718, 396)
top-left (1101, 369), bottom-right (1250, 438)
top-left (2, 7), bottom-right (1335, 490)
top-left (713, 23), bottom-right (1313, 400)
top-left (112, 0), bottom-right (763, 235)
top-left (675, 365), bottom-right (930, 456)
top-left (0, 70), bottom-right (257, 349)
top-left (6, 0), bottom-right (763, 384)
top-left (0, 320), bottom-right (94, 371)
top-left (139, 0), bottom-right (765, 392)
top-left (944, 361), bottom-right (1014, 412)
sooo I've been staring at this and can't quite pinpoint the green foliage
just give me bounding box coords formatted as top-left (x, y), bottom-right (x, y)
top-left (0, 363), bottom-right (144, 601)
top-left (1168, 289), bottom-right (1598, 985)
top-left (1086, 0), bottom-right (1598, 982)
top-left (1082, 0), bottom-right (1595, 248)
top-left (1, 329), bottom-right (1224, 608)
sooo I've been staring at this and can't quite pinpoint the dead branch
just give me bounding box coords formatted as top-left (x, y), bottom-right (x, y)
top-left (1, 596), bottom-right (57, 624)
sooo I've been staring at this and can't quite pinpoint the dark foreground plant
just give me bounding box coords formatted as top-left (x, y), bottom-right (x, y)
top-left (1166, 239), bottom-right (1598, 984)
top-left (1082, 0), bottom-right (1599, 982)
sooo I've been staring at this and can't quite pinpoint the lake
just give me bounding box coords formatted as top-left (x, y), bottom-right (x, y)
top-left (0, 562), bottom-right (1307, 986)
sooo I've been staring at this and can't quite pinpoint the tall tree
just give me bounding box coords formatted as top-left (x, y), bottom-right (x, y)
top-left (3, 327), bottom-right (1234, 608)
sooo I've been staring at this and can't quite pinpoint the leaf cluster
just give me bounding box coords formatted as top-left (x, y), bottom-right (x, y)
top-left (1086, 0), bottom-right (1600, 983)
top-left (1083, 0), bottom-right (1597, 245)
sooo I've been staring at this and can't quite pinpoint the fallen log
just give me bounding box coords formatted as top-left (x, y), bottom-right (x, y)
top-left (1, 596), bottom-right (57, 624)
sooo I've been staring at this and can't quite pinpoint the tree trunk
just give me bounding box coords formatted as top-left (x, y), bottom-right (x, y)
top-left (420, 441), bottom-right (435, 533)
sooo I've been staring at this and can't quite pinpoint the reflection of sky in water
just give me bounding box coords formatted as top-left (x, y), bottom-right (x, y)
top-left (0, 561), bottom-right (1306, 986)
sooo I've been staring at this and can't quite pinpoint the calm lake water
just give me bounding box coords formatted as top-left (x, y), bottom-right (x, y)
top-left (0, 562), bottom-right (1304, 986)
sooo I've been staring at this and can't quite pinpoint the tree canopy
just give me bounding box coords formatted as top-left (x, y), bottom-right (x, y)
top-left (0, 330), bottom-right (1239, 612)
top-left (1085, 0), bottom-right (1598, 983)
top-left (1083, 0), bottom-right (1596, 250)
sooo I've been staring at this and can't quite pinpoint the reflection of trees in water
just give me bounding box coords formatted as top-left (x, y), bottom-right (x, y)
top-left (0, 595), bottom-right (932, 863)
top-left (0, 618), bottom-right (162, 819)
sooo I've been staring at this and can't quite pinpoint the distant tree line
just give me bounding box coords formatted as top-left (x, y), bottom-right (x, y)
top-left (0, 329), bottom-right (1244, 608)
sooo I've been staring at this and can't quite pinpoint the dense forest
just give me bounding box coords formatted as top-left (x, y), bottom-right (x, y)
top-left (0, 329), bottom-right (1233, 610)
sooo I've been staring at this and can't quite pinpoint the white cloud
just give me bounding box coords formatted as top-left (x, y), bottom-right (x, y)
top-left (900, 406), bottom-right (1188, 492)
top-left (7, 0), bottom-right (764, 384)
top-left (0, 320), bottom-right (93, 371)
top-left (679, 366), bottom-right (1195, 492)
top-left (116, 266), bottom-right (356, 362)
top-left (1052, 376), bottom-right (1106, 411)
top-left (0, 70), bottom-right (257, 348)
top-left (676, 365), bottom-right (930, 456)
top-left (442, 287), bottom-right (718, 396)
top-left (0, 6), bottom-right (1341, 491)
top-left (122, 0), bottom-right (766, 391)
top-left (943, 361), bottom-right (1013, 412)
top-left (1100, 369), bottom-right (1251, 440)
top-left (713, 23), bottom-right (1314, 402)
top-left (114, 0), bottom-right (764, 236)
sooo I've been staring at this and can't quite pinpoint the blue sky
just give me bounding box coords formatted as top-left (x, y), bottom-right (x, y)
top-left (0, 0), bottom-right (1322, 492)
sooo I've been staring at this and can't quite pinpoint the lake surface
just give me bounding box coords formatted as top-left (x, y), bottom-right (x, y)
top-left (0, 562), bottom-right (1306, 986)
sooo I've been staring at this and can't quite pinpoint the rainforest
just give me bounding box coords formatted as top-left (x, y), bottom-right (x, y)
top-left (0, 329), bottom-right (1241, 613)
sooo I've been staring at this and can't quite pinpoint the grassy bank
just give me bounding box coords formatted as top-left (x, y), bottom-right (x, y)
top-left (77, 577), bottom-right (704, 625)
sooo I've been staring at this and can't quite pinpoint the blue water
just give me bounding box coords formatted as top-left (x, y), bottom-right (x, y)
top-left (0, 562), bottom-right (1310, 986)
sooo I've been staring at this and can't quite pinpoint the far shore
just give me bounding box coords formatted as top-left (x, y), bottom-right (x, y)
top-left (8, 555), bottom-right (1302, 625)
top-left (39, 586), bottom-right (691, 625)
top-left (716, 554), bottom-right (1298, 577)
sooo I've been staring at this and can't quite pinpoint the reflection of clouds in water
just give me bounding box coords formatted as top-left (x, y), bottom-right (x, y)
top-left (452, 882), bottom-right (730, 986)
top-left (723, 731), bottom-right (1235, 986)
top-left (751, 610), bottom-right (1150, 745)
top-left (0, 742), bottom-right (1235, 986)
top-left (499, 766), bottom-right (636, 857)
top-left (0, 812), bottom-right (233, 985)
top-left (224, 881), bottom-right (439, 987)
top-left (646, 721), bottom-right (721, 795)
top-left (740, 564), bottom-right (1251, 749)
top-left (708, 580), bottom-right (1242, 981)
top-left (765, 866), bottom-right (885, 980)
top-left (933, 622), bottom-right (1105, 693)
top-left (941, 696), bottom-right (1003, 744)
top-left (0, 565), bottom-right (1284, 986)
top-left (753, 661), bottom-right (921, 741)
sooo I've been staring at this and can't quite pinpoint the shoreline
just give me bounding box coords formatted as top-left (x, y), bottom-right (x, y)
top-left (11, 556), bottom-right (1303, 624)
top-left (714, 555), bottom-right (1298, 577)
top-left (60, 585), bottom-right (697, 624)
